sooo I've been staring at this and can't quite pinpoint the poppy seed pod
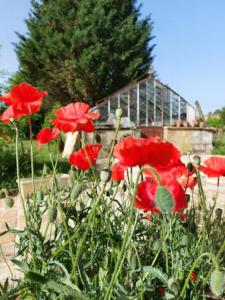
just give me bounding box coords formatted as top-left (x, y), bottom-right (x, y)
top-left (4, 196), bottom-right (14, 208)
top-left (215, 208), bottom-right (223, 218)
top-left (193, 155), bottom-right (201, 166)
top-left (115, 107), bottom-right (123, 119)
top-left (100, 169), bottom-right (111, 182)
top-left (210, 270), bottom-right (225, 297)
top-left (48, 207), bottom-right (57, 223)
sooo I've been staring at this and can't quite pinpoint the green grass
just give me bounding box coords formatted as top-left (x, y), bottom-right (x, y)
top-left (212, 133), bottom-right (225, 155)
top-left (0, 138), bottom-right (70, 190)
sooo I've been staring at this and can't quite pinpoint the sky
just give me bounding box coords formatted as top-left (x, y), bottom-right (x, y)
top-left (0, 1), bottom-right (225, 113)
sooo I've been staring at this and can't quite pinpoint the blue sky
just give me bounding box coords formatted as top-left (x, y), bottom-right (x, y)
top-left (0, 0), bottom-right (225, 113)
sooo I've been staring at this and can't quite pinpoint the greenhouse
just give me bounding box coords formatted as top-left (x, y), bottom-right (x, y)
top-left (94, 75), bottom-right (196, 127)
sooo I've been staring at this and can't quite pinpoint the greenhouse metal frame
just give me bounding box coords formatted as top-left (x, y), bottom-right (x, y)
top-left (94, 75), bottom-right (196, 127)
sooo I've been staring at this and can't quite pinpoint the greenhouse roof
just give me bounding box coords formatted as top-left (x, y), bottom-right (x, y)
top-left (93, 75), bottom-right (196, 128)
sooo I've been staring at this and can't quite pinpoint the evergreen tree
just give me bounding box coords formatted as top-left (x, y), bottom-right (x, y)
top-left (15, 0), bottom-right (154, 104)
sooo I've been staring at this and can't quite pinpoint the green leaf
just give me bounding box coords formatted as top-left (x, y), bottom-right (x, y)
top-left (46, 280), bottom-right (88, 299)
top-left (155, 186), bottom-right (174, 214)
top-left (11, 259), bottom-right (30, 273)
top-left (25, 271), bottom-right (47, 284)
top-left (143, 266), bottom-right (168, 284)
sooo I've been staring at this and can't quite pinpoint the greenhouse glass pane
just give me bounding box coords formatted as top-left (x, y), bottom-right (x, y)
top-left (139, 82), bottom-right (147, 125)
top-left (120, 91), bottom-right (128, 117)
top-left (155, 84), bottom-right (163, 123)
top-left (172, 93), bottom-right (179, 120)
top-left (146, 80), bottom-right (154, 124)
top-left (98, 101), bottom-right (108, 123)
top-left (180, 98), bottom-right (187, 121)
top-left (130, 86), bottom-right (137, 124)
top-left (110, 96), bottom-right (118, 115)
top-left (163, 89), bottom-right (170, 125)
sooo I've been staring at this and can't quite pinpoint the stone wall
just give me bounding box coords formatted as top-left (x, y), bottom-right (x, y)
top-left (164, 127), bottom-right (214, 154)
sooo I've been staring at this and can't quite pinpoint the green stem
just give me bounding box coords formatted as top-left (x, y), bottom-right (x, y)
top-left (15, 122), bottom-right (37, 270)
top-left (59, 206), bottom-right (77, 281)
top-left (103, 206), bottom-right (138, 300)
top-left (74, 182), bottom-right (107, 284)
top-left (28, 116), bottom-right (35, 197)
top-left (105, 116), bottom-right (121, 169)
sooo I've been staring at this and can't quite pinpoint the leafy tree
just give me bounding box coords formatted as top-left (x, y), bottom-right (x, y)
top-left (15, 0), bottom-right (154, 104)
top-left (0, 45), bottom-right (8, 95)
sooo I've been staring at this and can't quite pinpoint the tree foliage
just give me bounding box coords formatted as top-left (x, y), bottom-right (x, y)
top-left (15, 0), bottom-right (155, 104)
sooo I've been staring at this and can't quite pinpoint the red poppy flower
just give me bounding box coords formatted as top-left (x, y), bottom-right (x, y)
top-left (111, 162), bottom-right (127, 181)
top-left (160, 161), bottom-right (197, 190)
top-left (159, 287), bottom-right (166, 297)
top-left (36, 127), bottom-right (60, 150)
top-left (0, 83), bottom-right (47, 123)
top-left (50, 102), bottom-right (100, 133)
top-left (200, 157), bottom-right (225, 177)
top-left (190, 272), bottom-right (198, 282)
top-left (112, 136), bottom-right (181, 181)
top-left (69, 144), bottom-right (102, 170)
top-left (114, 136), bottom-right (180, 169)
top-left (135, 177), bottom-right (187, 219)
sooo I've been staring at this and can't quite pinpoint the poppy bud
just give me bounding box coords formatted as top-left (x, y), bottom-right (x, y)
top-left (215, 208), bottom-right (223, 219)
top-left (210, 270), bottom-right (225, 297)
top-left (71, 182), bottom-right (82, 201)
top-left (4, 196), bottom-right (14, 208)
top-left (116, 108), bottom-right (123, 119)
top-left (100, 169), bottom-right (111, 183)
top-left (48, 206), bottom-right (57, 223)
top-left (181, 234), bottom-right (188, 246)
top-left (168, 278), bottom-right (179, 295)
top-left (155, 186), bottom-right (174, 214)
top-left (193, 155), bottom-right (201, 166)
top-left (112, 180), bottom-right (119, 187)
top-left (187, 162), bottom-right (194, 173)
top-left (43, 164), bottom-right (50, 176)
top-left (152, 239), bottom-right (161, 254)
top-left (36, 191), bottom-right (44, 203)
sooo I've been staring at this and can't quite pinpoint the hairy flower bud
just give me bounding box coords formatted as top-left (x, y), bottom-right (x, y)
top-left (36, 191), bottom-right (44, 203)
top-left (100, 169), bottom-right (111, 183)
top-left (168, 278), bottom-right (179, 295)
top-left (48, 207), bottom-right (57, 223)
top-left (71, 182), bottom-right (82, 201)
top-left (4, 196), bottom-right (14, 208)
top-left (193, 155), bottom-right (201, 166)
top-left (210, 270), bottom-right (225, 297)
top-left (155, 186), bottom-right (174, 214)
top-left (116, 107), bottom-right (123, 119)
top-left (152, 239), bottom-right (161, 254)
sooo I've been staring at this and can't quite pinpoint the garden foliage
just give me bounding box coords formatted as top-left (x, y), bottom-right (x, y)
top-left (0, 83), bottom-right (224, 299)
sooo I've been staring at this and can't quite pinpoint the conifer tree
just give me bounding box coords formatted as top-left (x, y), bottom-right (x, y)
top-left (15, 0), bottom-right (154, 104)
